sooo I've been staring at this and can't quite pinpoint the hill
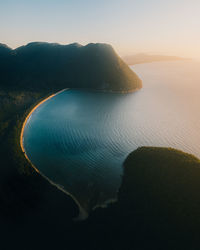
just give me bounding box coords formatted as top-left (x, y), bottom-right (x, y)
top-left (120, 147), bottom-right (200, 227)
top-left (0, 42), bottom-right (142, 92)
top-left (87, 147), bottom-right (200, 249)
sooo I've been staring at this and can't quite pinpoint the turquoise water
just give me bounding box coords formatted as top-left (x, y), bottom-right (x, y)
top-left (23, 60), bottom-right (200, 211)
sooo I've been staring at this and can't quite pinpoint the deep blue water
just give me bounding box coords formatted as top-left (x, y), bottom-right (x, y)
top-left (23, 60), bottom-right (200, 210)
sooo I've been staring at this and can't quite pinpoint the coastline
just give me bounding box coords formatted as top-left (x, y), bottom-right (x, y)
top-left (20, 86), bottom-right (140, 158)
top-left (20, 92), bottom-right (57, 171)
top-left (19, 86), bottom-right (141, 220)
top-left (20, 88), bottom-right (88, 220)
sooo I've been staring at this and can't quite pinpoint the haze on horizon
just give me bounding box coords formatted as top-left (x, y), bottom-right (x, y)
top-left (0, 0), bottom-right (200, 59)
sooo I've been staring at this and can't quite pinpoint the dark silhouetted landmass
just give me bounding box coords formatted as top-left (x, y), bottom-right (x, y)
top-left (87, 147), bottom-right (200, 249)
top-left (119, 147), bottom-right (200, 231)
top-left (0, 42), bottom-right (142, 92)
top-left (123, 53), bottom-right (186, 65)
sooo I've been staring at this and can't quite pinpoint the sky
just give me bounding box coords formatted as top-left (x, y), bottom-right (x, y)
top-left (0, 0), bottom-right (200, 58)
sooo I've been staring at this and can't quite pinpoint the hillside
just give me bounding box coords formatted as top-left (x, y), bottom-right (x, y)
top-left (120, 147), bottom-right (200, 225)
top-left (0, 42), bottom-right (142, 92)
top-left (87, 147), bottom-right (200, 249)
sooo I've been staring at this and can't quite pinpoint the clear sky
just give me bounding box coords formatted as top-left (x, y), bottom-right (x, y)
top-left (1, 0), bottom-right (200, 58)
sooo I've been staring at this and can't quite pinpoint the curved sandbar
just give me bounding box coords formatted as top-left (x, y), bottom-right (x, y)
top-left (20, 88), bottom-right (88, 220)
top-left (20, 89), bottom-right (68, 169)
top-left (20, 93), bottom-right (57, 170)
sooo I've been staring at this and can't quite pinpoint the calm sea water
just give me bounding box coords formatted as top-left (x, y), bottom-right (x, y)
top-left (23, 60), bottom-right (200, 211)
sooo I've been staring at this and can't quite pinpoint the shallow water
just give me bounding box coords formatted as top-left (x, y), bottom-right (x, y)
top-left (23, 60), bottom-right (200, 210)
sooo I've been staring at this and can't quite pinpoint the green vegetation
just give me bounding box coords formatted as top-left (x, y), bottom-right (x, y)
top-left (0, 42), bottom-right (142, 92)
top-left (87, 147), bottom-right (200, 249)
top-left (0, 89), bottom-right (78, 220)
top-left (120, 147), bottom-right (200, 234)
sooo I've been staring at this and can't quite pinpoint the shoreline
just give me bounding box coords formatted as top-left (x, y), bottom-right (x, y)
top-left (20, 93), bottom-right (57, 171)
top-left (20, 88), bottom-right (88, 220)
top-left (20, 86), bottom-right (140, 158)
top-left (19, 87), bottom-right (140, 220)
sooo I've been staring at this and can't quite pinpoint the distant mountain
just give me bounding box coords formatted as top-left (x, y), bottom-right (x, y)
top-left (123, 53), bottom-right (185, 65)
top-left (0, 42), bottom-right (142, 92)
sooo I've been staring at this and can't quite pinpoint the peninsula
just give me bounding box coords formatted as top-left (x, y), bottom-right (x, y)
top-left (0, 42), bottom-right (142, 92)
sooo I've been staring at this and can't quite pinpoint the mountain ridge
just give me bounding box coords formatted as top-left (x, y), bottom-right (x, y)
top-left (0, 42), bottom-right (142, 92)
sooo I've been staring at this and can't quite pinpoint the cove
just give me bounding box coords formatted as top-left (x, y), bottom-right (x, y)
top-left (23, 60), bottom-right (200, 213)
